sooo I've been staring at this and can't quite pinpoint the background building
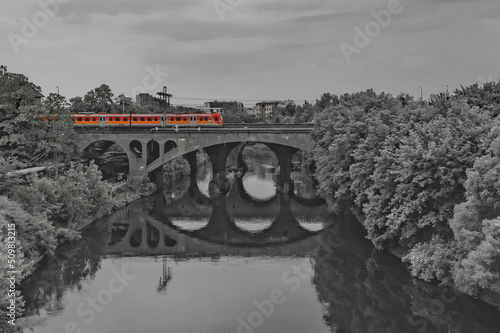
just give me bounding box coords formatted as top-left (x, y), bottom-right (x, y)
top-left (203, 101), bottom-right (244, 114)
top-left (136, 93), bottom-right (161, 107)
top-left (255, 100), bottom-right (295, 117)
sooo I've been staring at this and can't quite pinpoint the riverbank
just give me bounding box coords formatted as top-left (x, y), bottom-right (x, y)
top-left (326, 199), bottom-right (500, 311)
top-left (72, 178), bottom-right (157, 232)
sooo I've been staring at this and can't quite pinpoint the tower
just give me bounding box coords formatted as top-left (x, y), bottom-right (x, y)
top-left (157, 86), bottom-right (173, 108)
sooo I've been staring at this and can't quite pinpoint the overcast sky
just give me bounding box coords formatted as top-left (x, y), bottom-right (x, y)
top-left (1, 0), bottom-right (499, 106)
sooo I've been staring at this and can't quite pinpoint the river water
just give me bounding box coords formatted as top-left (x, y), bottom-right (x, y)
top-left (20, 163), bottom-right (500, 333)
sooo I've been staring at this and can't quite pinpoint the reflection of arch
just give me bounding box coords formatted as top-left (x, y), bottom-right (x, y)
top-left (108, 224), bottom-right (128, 246)
top-left (229, 177), bottom-right (277, 207)
top-left (159, 195), bottom-right (322, 247)
top-left (234, 219), bottom-right (273, 233)
top-left (130, 229), bottom-right (142, 247)
top-left (290, 195), bottom-right (325, 208)
top-left (130, 140), bottom-right (142, 158)
top-left (147, 222), bottom-right (160, 247)
top-left (170, 218), bottom-right (209, 231)
top-left (164, 140), bottom-right (177, 154)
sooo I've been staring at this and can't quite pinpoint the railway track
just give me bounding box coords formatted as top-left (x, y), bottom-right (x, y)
top-left (74, 123), bottom-right (315, 134)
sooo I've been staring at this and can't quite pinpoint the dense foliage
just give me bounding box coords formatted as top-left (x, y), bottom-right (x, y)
top-left (0, 68), bottom-right (119, 331)
top-left (312, 83), bottom-right (500, 297)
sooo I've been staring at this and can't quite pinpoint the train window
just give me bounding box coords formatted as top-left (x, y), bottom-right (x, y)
top-left (147, 117), bottom-right (152, 121)
top-left (214, 116), bottom-right (219, 121)
top-left (93, 117), bottom-right (97, 121)
top-left (77, 118), bottom-right (82, 121)
top-left (154, 117), bottom-right (158, 121)
top-left (176, 117), bottom-right (181, 121)
top-left (85, 117), bottom-right (90, 121)
top-left (140, 117), bottom-right (145, 121)
top-left (133, 117), bottom-right (138, 121)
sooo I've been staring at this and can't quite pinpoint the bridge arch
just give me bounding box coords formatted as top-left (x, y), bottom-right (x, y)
top-left (79, 140), bottom-right (130, 178)
top-left (129, 140), bottom-right (142, 158)
top-left (75, 127), bottom-right (314, 181)
top-left (147, 140), bottom-right (160, 165)
top-left (164, 140), bottom-right (177, 154)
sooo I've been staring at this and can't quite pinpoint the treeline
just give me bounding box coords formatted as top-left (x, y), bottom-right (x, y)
top-left (311, 83), bottom-right (500, 297)
top-left (0, 68), bottom-right (119, 332)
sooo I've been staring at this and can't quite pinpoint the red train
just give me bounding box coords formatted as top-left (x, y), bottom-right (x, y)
top-left (72, 113), bottom-right (223, 127)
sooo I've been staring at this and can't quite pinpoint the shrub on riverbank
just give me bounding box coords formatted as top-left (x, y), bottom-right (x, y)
top-left (312, 82), bottom-right (500, 296)
top-left (12, 162), bottom-right (115, 241)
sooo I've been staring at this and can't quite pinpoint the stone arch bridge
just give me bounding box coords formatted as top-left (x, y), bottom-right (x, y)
top-left (75, 124), bottom-right (315, 192)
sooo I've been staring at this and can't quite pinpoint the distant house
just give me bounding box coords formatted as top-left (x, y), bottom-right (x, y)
top-left (245, 107), bottom-right (258, 116)
top-left (255, 100), bottom-right (295, 117)
top-left (203, 101), bottom-right (244, 114)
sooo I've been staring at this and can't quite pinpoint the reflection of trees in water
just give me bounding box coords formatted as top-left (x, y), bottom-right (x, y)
top-left (291, 169), bottom-right (319, 199)
top-left (312, 213), bottom-right (500, 333)
top-left (242, 143), bottom-right (278, 173)
top-left (196, 164), bottom-right (210, 183)
top-left (20, 221), bottom-right (109, 316)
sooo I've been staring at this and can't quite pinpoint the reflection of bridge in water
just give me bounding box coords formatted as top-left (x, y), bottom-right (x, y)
top-left (106, 177), bottom-right (328, 256)
top-left (162, 175), bottom-right (326, 220)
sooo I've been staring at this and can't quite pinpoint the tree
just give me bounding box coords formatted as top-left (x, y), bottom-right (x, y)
top-left (315, 92), bottom-right (339, 110)
top-left (12, 162), bottom-right (116, 238)
top-left (294, 100), bottom-right (315, 123)
top-left (43, 93), bottom-right (67, 114)
top-left (0, 67), bottom-right (42, 109)
top-left (83, 84), bottom-right (116, 113)
top-left (455, 80), bottom-right (500, 116)
top-left (68, 96), bottom-right (87, 113)
top-left (0, 105), bottom-right (79, 166)
top-left (114, 93), bottom-right (138, 114)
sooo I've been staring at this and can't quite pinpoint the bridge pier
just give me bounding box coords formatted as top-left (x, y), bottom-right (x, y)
top-left (266, 143), bottom-right (298, 194)
top-left (226, 142), bottom-right (248, 177)
top-left (204, 143), bottom-right (240, 197)
top-left (118, 138), bottom-right (150, 181)
top-left (184, 151), bottom-right (198, 183)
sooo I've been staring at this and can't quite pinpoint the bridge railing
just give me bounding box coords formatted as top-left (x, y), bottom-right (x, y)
top-left (109, 178), bottom-right (129, 190)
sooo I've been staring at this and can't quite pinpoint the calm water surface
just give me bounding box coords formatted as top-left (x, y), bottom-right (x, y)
top-left (20, 167), bottom-right (500, 333)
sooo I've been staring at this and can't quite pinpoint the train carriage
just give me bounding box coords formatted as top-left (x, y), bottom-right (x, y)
top-left (105, 114), bottom-right (132, 126)
top-left (71, 112), bottom-right (223, 128)
top-left (130, 114), bottom-right (162, 127)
